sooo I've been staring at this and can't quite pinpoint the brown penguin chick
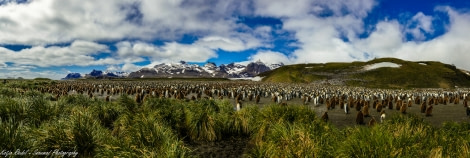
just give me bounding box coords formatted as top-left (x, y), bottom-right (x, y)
top-left (396, 100), bottom-right (402, 110)
top-left (272, 96), bottom-right (277, 103)
top-left (255, 94), bottom-right (261, 104)
top-left (356, 110), bottom-right (365, 125)
top-left (142, 94), bottom-right (151, 103)
top-left (466, 105), bottom-right (470, 117)
top-left (368, 117), bottom-right (376, 126)
top-left (372, 100), bottom-right (377, 109)
top-left (321, 112), bottom-right (329, 122)
top-left (388, 101), bottom-right (393, 109)
top-left (105, 95), bottom-right (110, 102)
top-left (135, 93), bottom-right (142, 104)
top-left (400, 103), bottom-right (407, 114)
top-left (420, 102), bottom-right (427, 113)
top-left (425, 105), bottom-right (433, 117)
top-left (362, 105), bottom-right (370, 117)
top-left (355, 101), bottom-right (362, 111)
top-left (376, 103), bottom-right (382, 112)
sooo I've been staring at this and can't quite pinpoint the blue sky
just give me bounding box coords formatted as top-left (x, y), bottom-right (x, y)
top-left (0, 0), bottom-right (470, 79)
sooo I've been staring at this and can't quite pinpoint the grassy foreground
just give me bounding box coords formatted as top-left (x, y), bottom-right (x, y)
top-left (1, 87), bottom-right (469, 157)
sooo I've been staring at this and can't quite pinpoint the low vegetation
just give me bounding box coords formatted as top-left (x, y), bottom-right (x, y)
top-left (1, 85), bottom-right (469, 157)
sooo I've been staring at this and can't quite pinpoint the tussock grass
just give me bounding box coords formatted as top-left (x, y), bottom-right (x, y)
top-left (0, 117), bottom-right (32, 151)
top-left (337, 114), bottom-right (470, 157)
top-left (1, 86), bottom-right (470, 157)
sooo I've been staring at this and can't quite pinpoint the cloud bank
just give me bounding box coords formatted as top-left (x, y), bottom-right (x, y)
top-left (0, 0), bottom-right (469, 79)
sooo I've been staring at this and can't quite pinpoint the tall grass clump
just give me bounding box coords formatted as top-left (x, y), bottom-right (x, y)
top-left (248, 104), bottom-right (340, 157)
top-left (0, 87), bottom-right (18, 97)
top-left (130, 112), bottom-right (189, 157)
top-left (102, 112), bottom-right (190, 157)
top-left (90, 101), bottom-right (124, 129)
top-left (34, 109), bottom-right (111, 157)
top-left (25, 96), bottom-right (57, 127)
top-left (228, 105), bottom-right (260, 136)
top-left (0, 97), bottom-right (28, 122)
top-left (0, 117), bottom-right (32, 151)
top-left (253, 104), bottom-right (317, 141)
top-left (184, 99), bottom-right (228, 141)
top-left (117, 94), bottom-right (137, 112)
top-left (141, 97), bottom-right (187, 135)
top-left (337, 114), bottom-right (438, 157)
top-left (434, 122), bottom-right (470, 157)
top-left (58, 94), bottom-right (94, 107)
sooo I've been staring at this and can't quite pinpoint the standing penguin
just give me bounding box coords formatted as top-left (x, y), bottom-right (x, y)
top-left (466, 105), bottom-right (470, 117)
top-left (420, 102), bottom-right (427, 113)
top-left (369, 117), bottom-right (376, 126)
top-left (344, 103), bottom-right (350, 114)
top-left (321, 112), bottom-right (329, 122)
top-left (425, 105), bottom-right (433, 117)
top-left (400, 103), bottom-right (407, 114)
top-left (380, 110), bottom-right (386, 123)
top-left (356, 110), bottom-right (365, 125)
top-left (236, 101), bottom-right (242, 111)
top-left (362, 104), bottom-right (370, 117)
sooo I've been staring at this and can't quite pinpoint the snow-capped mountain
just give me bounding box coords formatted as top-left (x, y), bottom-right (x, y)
top-left (62, 73), bottom-right (82, 80)
top-left (128, 61), bottom-right (283, 78)
top-left (63, 61), bottom-right (283, 79)
top-left (62, 70), bottom-right (129, 80)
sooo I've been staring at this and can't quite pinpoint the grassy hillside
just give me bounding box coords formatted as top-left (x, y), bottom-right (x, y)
top-left (260, 58), bottom-right (470, 88)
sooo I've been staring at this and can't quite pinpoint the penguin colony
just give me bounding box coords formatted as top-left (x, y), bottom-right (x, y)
top-left (10, 80), bottom-right (470, 125)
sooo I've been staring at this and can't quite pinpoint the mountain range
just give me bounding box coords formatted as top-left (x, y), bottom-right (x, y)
top-left (62, 61), bottom-right (283, 79)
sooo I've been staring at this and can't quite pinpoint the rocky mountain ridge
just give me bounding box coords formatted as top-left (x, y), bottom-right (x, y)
top-left (62, 61), bottom-right (283, 79)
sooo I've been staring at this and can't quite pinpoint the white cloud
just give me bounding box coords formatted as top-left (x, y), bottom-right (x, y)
top-left (0, 62), bottom-right (6, 68)
top-left (405, 12), bottom-right (434, 40)
top-left (121, 63), bottom-right (142, 72)
top-left (116, 41), bottom-right (217, 65)
top-left (2, 0), bottom-right (470, 80)
top-left (393, 8), bottom-right (470, 69)
top-left (248, 51), bottom-right (292, 64)
top-left (251, 1), bottom-right (470, 71)
top-left (250, 0), bottom-right (376, 63)
top-left (105, 65), bottom-right (121, 72)
top-left (354, 20), bottom-right (403, 57)
top-left (0, 0), bottom-right (259, 45)
top-left (0, 69), bottom-right (65, 79)
top-left (0, 40), bottom-right (109, 67)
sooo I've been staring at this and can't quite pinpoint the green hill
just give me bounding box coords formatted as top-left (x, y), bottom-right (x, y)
top-left (259, 58), bottom-right (470, 88)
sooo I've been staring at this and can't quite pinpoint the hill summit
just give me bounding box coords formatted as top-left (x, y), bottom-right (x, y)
top-left (259, 58), bottom-right (470, 88)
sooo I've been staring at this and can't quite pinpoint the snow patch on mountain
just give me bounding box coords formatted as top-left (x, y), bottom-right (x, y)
top-left (363, 62), bottom-right (401, 71)
top-left (129, 61), bottom-right (283, 78)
